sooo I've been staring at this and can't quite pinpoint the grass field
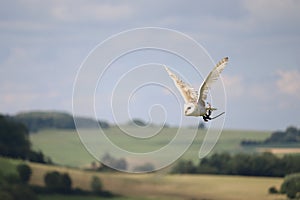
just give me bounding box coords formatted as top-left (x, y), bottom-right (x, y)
top-left (25, 127), bottom-right (291, 199)
top-left (0, 157), bottom-right (286, 200)
top-left (0, 156), bottom-right (21, 175)
top-left (39, 195), bottom-right (138, 200)
top-left (30, 127), bottom-right (272, 168)
top-left (258, 147), bottom-right (300, 155)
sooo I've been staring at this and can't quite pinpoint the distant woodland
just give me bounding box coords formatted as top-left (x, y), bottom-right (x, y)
top-left (13, 111), bottom-right (110, 132)
top-left (241, 126), bottom-right (300, 145)
top-left (172, 126), bottom-right (300, 177)
top-left (172, 152), bottom-right (300, 177)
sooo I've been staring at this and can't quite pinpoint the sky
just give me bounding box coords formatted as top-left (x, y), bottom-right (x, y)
top-left (1, 0), bottom-right (300, 131)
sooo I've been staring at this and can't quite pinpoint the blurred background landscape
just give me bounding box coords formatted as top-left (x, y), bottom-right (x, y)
top-left (1, 0), bottom-right (300, 200)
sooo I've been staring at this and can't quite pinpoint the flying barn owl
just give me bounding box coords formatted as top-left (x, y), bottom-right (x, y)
top-left (165, 57), bottom-right (228, 121)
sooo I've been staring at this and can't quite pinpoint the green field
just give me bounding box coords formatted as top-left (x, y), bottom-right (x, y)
top-left (30, 127), bottom-right (271, 168)
top-left (0, 157), bottom-right (148, 200)
top-left (27, 127), bottom-right (288, 199)
top-left (0, 157), bottom-right (286, 200)
top-left (3, 157), bottom-right (285, 200)
top-left (0, 157), bottom-right (22, 175)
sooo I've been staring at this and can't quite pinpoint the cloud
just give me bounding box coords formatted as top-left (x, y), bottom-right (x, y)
top-left (235, 0), bottom-right (300, 41)
top-left (222, 74), bottom-right (244, 99)
top-left (0, 82), bottom-right (62, 114)
top-left (51, 2), bottom-right (134, 22)
top-left (245, 0), bottom-right (300, 23)
top-left (276, 69), bottom-right (300, 98)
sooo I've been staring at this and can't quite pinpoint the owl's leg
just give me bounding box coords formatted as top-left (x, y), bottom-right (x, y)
top-left (203, 102), bottom-right (213, 122)
top-left (207, 109), bottom-right (212, 117)
top-left (206, 102), bottom-right (212, 117)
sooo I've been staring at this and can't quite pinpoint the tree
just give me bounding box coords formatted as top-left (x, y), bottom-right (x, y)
top-left (27, 150), bottom-right (52, 164)
top-left (130, 119), bottom-right (147, 127)
top-left (133, 163), bottom-right (155, 172)
top-left (281, 173), bottom-right (300, 199)
top-left (205, 153), bottom-right (232, 174)
top-left (61, 173), bottom-right (72, 193)
top-left (44, 171), bottom-right (72, 193)
top-left (268, 186), bottom-right (278, 194)
top-left (113, 158), bottom-right (127, 171)
top-left (9, 184), bottom-right (38, 200)
top-left (2, 174), bottom-right (20, 185)
top-left (98, 120), bottom-right (110, 129)
top-left (17, 164), bottom-right (32, 184)
top-left (90, 176), bottom-right (102, 194)
top-left (101, 153), bottom-right (128, 171)
top-left (282, 155), bottom-right (300, 175)
top-left (44, 171), bottom-right (61, 192)
top-left (0, 115), bottom-right (30, 159)
top-left (0, 171), bottom-right (37, 200)
top-left (0, 191), bottom-right (13, 200)
top-left (171, 160), bottom-right (197, 174)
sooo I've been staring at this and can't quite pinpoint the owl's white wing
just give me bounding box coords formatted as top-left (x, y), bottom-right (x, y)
top-left (165, 66), bottom-right (198, 103)
top-left (198, 57), bottom-right (228, 106)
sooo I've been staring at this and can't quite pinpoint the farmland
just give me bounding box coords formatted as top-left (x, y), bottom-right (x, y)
top-left (22, 127), bottom-right (299, 199)
top-left (30, 127), bottom-right (272, 168)
top-left (0, 157), bottom-right (285, 200)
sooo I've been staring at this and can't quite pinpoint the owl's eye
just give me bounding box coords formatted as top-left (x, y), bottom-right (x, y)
top-left (187, 107), bottom-right (191, 110)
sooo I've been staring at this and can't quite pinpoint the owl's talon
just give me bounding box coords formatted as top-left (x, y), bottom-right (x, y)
top-left (202, 114), bottom-right (212, 122)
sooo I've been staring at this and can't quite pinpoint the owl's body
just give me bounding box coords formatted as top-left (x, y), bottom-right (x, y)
top-left (165, 57), bottom-right (228, 121)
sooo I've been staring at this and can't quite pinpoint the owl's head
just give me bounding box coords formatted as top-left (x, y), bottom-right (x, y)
top-left (184, 103), bottom-right (197, 116)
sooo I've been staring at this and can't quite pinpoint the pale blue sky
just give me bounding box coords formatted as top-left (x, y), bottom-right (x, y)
top-left (1, 0), bottom-right (300, 130)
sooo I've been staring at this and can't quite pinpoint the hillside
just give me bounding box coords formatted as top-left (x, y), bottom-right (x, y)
top-left (30, 128), bottom-right (272, 168)
top-left (14, 111), bottom-right (76, 132)
top-left (13, 111), bottom-right (108, 132)
top-left (28, 163), bottom-right (285, 200)
top-left (0, 157), bottom-right (285, 200)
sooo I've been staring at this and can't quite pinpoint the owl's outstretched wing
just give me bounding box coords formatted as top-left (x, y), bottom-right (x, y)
top-left (198, 57), bottom-right (228, 107)
top-left (165, 66), bottom-right (198, 103)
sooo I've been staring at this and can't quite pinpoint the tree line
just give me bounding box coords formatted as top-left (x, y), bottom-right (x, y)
top-left (171, 152), bottom-right (300, 177)
top-left (241, 126), bottom-right (300, 146)
top-left (35, 170), bottom-right (112, 196)
top-left (7, 111), bottom-right (177, 132)
top-left (13, 111), bottom-right (110, 132)
top-left (89, 153), bottom-right (155, 173)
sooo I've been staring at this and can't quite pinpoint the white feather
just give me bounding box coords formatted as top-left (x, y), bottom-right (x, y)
top-left (164, 66), bottom-right (198, 103)
top-left (198, 57), bottom-right (228, 106)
